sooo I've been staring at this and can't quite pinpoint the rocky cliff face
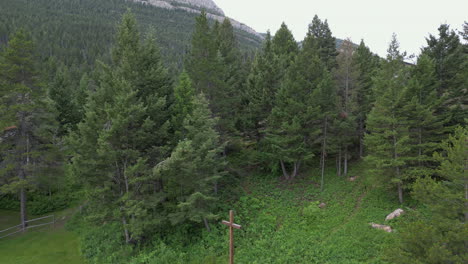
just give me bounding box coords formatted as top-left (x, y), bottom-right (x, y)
top-left (132, 0), bottom-right (263, 38)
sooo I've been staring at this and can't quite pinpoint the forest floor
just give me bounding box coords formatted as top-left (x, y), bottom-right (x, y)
top-left (0, 162), bottom-right (406, 263)
top-left (0, 209), bottom-right (84, 264)
top-left (220, 163), bottom-right (402, 263)
top-left (144, 162), bottom-right (406, 263)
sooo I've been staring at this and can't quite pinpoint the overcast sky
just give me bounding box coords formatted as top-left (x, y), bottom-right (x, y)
top-left (215, 0), bottom-right (467, 58)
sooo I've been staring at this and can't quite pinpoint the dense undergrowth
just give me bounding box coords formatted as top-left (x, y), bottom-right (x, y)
top-left (68, 162), bottom-right (411, 263)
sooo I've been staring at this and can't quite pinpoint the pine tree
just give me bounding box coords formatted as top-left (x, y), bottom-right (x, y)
top-left (74, 72), bottom-right (90, 122)
top-left (334, 38), bottom-right (358, 176)
top-left (244, 32), bottom-right (282, 139)
top-left (265, 41), bottom-right (326, 180)
top-left (314, 70), bottom-right (338, 191)
top-left (350, 40), bottom-right (380, 158)
top-left (154, 94), bottom-right (226, 231)
top-left (70, 12), bottom-right (172, 243)
top-left (402, 54), bottom-right (445, 178)
top-left (271, 22), bottom-right (299, 71)
top-left (186, 11), bottom-right (220, 97)
top-left (392, 127), bottom-right (467, 263)
top-left (48, 64), bottom-right (81, 135)
top-left (301, 21), bottom-right (338, 190)
top-left (213, 18), bottom-right (245, 135)
top-left (422, 24), bottom-right (467, 126)
top-left (171, 71), bottom-right (195, 145)
top-left (365, 35), bottom-right (411, 203)
top-left (272, 23), bottom-right (299, 57)
top-left (112, 11), bottom-right (173, 166)
top-left (0, 29), bottom-right (60, 230)
top-left (304, 15), bottom-right (338, 71)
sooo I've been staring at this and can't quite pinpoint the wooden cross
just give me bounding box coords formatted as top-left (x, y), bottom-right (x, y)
top-left (222, 210), bottom-right (241, 264)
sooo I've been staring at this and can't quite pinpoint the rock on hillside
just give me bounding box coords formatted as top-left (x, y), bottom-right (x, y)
top-left (132, 0), bottom-right (263, 38)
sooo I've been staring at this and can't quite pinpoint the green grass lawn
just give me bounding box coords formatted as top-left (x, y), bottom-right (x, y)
top-left (0, 210), bottom-right (84, 264)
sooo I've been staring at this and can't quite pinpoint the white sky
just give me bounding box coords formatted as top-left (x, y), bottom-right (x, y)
top-left (215, 0), bottom-right (467, 57)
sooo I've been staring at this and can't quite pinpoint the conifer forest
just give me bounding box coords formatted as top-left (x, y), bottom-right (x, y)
top-left (0, 0), bottom-right (466, 263)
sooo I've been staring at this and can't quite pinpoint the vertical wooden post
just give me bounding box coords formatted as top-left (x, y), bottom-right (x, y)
top-left (222, 210), bottom-right (241, 264)
top-left (229, 210), bottom-right (234, 264)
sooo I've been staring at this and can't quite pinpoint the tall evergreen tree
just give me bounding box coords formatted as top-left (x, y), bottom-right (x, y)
top-left (402, 54), bottom-right (445, 178)
top-left (111, 12), bottom-right (173, 165)
top-left (350, 40), bottom-right (380, 158)
top-left (365, 35), bottom-right (411, 203)
top-left (154, 94), bottom-right (226, 232)
top-left (186, 11), bottom-right (220, 99)
top-left (244, 32), bottom-right (282, 139)
top-left (315, 71), bottom-right (338, 191)
top-left (171, 71), bottom-right (195, 145)
top-left (334, 39), bottom-right (358, 176)
top-left (213, 18), bottom-right (245, 135)
top-left (271, 22), bottom-right (299, 74)
top-left (70, 12), bottom-right (172, 244)
top-left (302, 21), bottom-right (338, 190)
top-left (48, 64), bottom-right (81, 135)
top-left (0, 29), bottom-right (59, 230)
top-left (392, 127), bottom-right (467, 264)
top-left (304, 15), bottom-right (338, 71)
top-left (422, 24), bottom-right (467, 126)
top-left (265, 36), bottom-right (327, 180)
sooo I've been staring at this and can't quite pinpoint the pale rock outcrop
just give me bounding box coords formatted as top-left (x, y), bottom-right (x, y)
top-left (131, 0), bottom-right (263, 39)
top-left (385, 209), bottom-right (404, 221)
top-left (370, 223), bottom-right (392, 233)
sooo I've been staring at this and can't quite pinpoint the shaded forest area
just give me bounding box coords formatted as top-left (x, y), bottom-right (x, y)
top-left (0, 0), bottom-right (467, 263)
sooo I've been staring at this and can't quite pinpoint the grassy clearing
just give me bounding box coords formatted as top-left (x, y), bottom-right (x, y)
top-left (135, 162), bottom-right (405, 263)
top-left (0, 162), bottom-right (405, 264)
top-left (0, 210), bottom-right (84, 264)
top-left (230, 164), bottom-right (401, 263)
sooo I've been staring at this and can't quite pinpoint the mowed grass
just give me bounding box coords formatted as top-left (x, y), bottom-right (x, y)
top-left (0, 210), bottom-right (84, 264)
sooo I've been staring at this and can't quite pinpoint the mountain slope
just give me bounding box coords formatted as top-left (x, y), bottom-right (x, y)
top-left (134, 0), bottom-right (225, 16)
top-left (0, 0), bottom-right (263, 69)
top-left (132, 0), bottom-right (263, 38)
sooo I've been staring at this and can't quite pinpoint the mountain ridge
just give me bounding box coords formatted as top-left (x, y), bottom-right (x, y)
top-left (131, 0), bottom-right (264, 38)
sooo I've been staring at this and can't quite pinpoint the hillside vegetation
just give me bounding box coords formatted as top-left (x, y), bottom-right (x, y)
top-left (0, 2), bottom-right (466, 263)
top-left (0, 0), bottom-right (262, 69)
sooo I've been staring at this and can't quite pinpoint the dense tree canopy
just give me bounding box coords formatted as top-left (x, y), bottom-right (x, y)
top-left (0, 5), bottom-right (466, 264)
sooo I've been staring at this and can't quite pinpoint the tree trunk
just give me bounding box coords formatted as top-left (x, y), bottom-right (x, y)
top-left (418, 127), bottom-right (422, 166)
top-left (214, 182), bottom-right (218, 195)
top-left (397, 181), bottom-right (403, 204)
top-left (338, 148), bottom-right (342, 176)
top-left (393, 133), bottom-right (403, 204)
top-left (465, 182), bottom-right (468, 222)
top-left (344, 147), bottom-right (348, 177)
top-left (203, 217), bottom-right (211, 232)
top-left (19, 134), bottom-right (30, 231)
top-left (122, 216), bottom-right (131, 243)
top-left (321, 117), bottom-right (328, 192)
top-left (359, 117), bottom-right (364, 158)
top-left (20, 187), bottom-right (27, 231)
top-left (291, 161), bottom-right (301, 179)
top-left (336, 156), bottom-right (339, 176)
top-left (280, 160), bottom-right (290, 180)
